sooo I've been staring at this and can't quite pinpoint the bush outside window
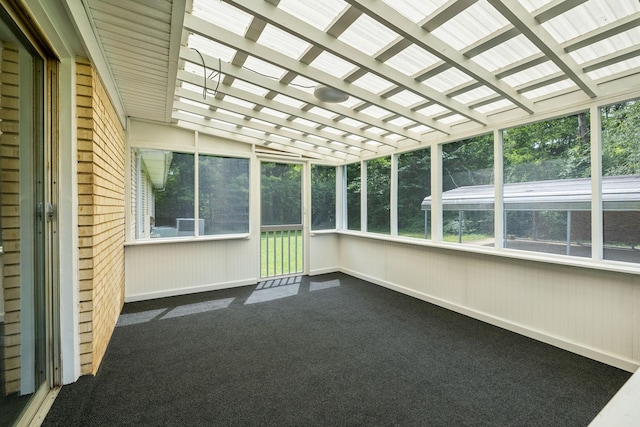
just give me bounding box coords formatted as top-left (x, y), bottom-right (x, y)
top-left (311, 164), bottom-right (336, 230)
top-left (367, 157), bottom-right (391, 234)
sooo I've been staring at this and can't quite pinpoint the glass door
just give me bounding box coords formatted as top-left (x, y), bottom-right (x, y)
top-left (0, 5), bottom-right (55, 425)
top-left (260, 162), bottom-right (304, 278)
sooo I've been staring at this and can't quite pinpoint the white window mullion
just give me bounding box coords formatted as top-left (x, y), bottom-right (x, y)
top-left (591, 105), bottom-right (603, 261)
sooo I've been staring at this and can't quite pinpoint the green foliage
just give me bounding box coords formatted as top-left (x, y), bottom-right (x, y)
top-left (367, 157), bottom-right (391, 233)
top-left (602, 100), bottom-right (640, 176)
top-left (311, 165), bottom-right (336, 230)
top-left (346, 162), bottom-right (361, 230)
top-left (261, 162), bottom-right (302, 225)
top-left (398, 148), bottom-right (430, 235)
top-left (154, 152), bottom-right (195, 227)
top-left (503, 112), bottom-right (591, 182)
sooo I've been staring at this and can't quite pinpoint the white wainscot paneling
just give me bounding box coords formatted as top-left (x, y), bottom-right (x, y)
top-left (125, 239), bottom-right (258, 301)
top-left (309, 233), bottom-right (339, 275)
top-left (338, 235), bottom-right (640, 372)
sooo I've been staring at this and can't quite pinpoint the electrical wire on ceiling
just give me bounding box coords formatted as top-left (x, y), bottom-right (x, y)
top-left (190, 48), bottom-right (349, 103)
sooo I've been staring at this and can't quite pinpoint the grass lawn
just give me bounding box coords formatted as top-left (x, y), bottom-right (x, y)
top-left (261, 231), bottom-right (303, 278)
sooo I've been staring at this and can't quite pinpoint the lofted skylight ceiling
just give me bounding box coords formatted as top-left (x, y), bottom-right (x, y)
top-left (172, 0), bottom-right (640, 164)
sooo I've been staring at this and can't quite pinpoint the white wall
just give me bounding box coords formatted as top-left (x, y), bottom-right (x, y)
top-left (125, 238), bottom-right (258, 301)
top-left (338, 233), bottom-right (640, 372)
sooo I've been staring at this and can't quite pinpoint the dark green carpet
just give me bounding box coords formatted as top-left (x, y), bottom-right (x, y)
top-left (43, 273), bottom-right (631, 426)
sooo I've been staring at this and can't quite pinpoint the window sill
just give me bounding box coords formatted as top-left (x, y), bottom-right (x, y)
top-left (125, 233), bottom-right (250, 247)
top-left (334, 230), bottom-right (640, 276)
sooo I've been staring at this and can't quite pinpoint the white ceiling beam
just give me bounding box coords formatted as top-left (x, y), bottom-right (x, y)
top-left (173, 110), bottom-right (351, 163)
top-left (345, 0), bottom-right (535, 115)
top-left (214, 1), bottom-right (470, 129)
top-left (173, 100), bottom-right (370, 156)
top-left (564, 11), bottom-right (640, 53)
top-left (183, 13), bottom-right (453, 134)
top-left (488, 0), bottom-right (598, 98)
top-left (534, 0), bottom-right (588, 23)
top-left (223, 0), bottom-right (488, 125)
top-left (179, 47), bottom-right (420, 140)
top-left (176, 118), bottom-right (348, 165)
top-left (177, 70), bottom-right (406, 148)
top-left (581, 45), bottom-right (640, 74)
top-left (421, 0), bottom-right (478, 32)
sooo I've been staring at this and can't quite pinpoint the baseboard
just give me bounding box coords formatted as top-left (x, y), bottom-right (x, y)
top-left (309, 267), bottom-right (339, 276)
top-left (340, 267), bottom-right (639, 373)
top-left (125, 278), bottom-right (258, 302)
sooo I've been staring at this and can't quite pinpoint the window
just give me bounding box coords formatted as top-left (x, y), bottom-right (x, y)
top-left (346, 162), bottom-right (361, 231)
top-left (135, 149), bottom-right (249, 239)
top-left (311, 164), bottom-right (336, 230)
top-left (441, 135), bottom-right (494, 244)
top-left (149, 152), bottom-right (195, 237)
top-left (367, 157), bottom-right (390, 234)
top-left (602, 100), bottom-right (640, 263)
top-left (198, 155), bottom-right (249, 235)
top-left (398, 148), bottom-right (430, 238)
top-left (503, 113), bottom-right (591, 257)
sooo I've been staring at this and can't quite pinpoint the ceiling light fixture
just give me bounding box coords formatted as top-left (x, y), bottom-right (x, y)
top-left (314, 85), bottom-right (349, 103)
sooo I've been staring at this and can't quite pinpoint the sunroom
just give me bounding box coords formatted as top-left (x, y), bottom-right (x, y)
top-left (1, 0), bottom-right (640, 425)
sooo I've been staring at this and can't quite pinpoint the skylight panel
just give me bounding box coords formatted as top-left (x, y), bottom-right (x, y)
top-left (242, 56), bottom-right (288, 81)
top-left (385, 90), bottom-right (427, 107)
top-left (471, 34), bottom-right (541, 72)
top-left (421, 68), bottom-right (473, 92)
top-left (500, 62), bottom-right (561, 87)
top-left (307, 106), bottom-right (337, 119)
top-left (216, 109), bottom-right (246, 120)
top-left (338, 14), bottom-right (399, 56)
top-left (431, 1), bottom-right (508, 50)
top-left (278, 0), bottom-right (348, 32)
top-left (385, 116), bottom-right (415, 127)
top-left (570, 29), bottom-right (640, 64)
top-left (272, 94), bottom-right (306, 109)
top-left (451, 86), bottom-right (496, 104)
top-left (345, 134), bottom-right (365, 142)
top-left (416, 103), bottom-right (449, 118)
top-left (588, 57), bottom-right (640, 80)
top-left (187, 34), bottom-right (236, 62)
top-left (521, 79), bottom-right (574, 99)
top-left (288, 75), bottom-right (318, 95)
top-left (222, 96), bottom-right (255, 110)
top-left (408, 124), bottom-right (432, 134)
top-left (257, 24), bottom-right (311, 60)
top-left (438, 114), bottom-right (466, 125)
top-left (191, 0), bottom-right (252, 36)
top-left (310, 51), bottom-right (357, 79)
top-left (292, 117), bottom-right (320, 129)
top-left (179, 98), bottom-right (209, 109)
top-left (474, 99), bottom-right (512, 114)
top-left (385, 44), bottom-right (440, 76)
top-left (231, 79), bottom-right (269, 97)
top-left (542, 0), bottom-right (640, 44)
top-left (323, 127), bottom-right (346, 136)
top-left (260, 107), bottom-right (290, 119)
top-left (250, 118), bottom-right (277, 128)
top-left (352, 72), bottom-right (396, 94)
top-left (516, 0), bottom-right (554, 13)
top-left (359, 105), bottom-right (393, 119)
top-left (380, 0), bottom-right (447, 24)
top-left (337, 117), bottom-right (366, 128)
top-left (366, 127), bottom-right (386, 135)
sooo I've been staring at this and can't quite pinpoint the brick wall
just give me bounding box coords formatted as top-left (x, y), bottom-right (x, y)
top-left (1, 43), bottom-right (21, 395)
top-left (76, 58), bottom-right (126, 375)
